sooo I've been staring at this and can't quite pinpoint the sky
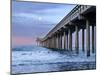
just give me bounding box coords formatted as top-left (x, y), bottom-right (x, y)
top-left (12, 0), bottom-right (76, 46)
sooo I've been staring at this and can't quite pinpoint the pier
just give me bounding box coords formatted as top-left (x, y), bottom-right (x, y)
top-left (38, 5), bottom-right (96, 57)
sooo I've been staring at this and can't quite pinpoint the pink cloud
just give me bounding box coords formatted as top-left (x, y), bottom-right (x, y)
top-left (12, 36), bottom-right (36, 46)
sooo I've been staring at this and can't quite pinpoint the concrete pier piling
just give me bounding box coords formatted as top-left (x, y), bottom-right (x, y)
top-left (86, 19), bottom-right (90, 57)
top-left (75, 25), bottom-right (79, 53)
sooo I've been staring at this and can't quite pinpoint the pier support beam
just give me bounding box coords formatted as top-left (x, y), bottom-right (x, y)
top-left (54, 34), bottom-right (56, 48)
top-left (59, 34), bottom-right (61, 49)
top-left (53, 37), bottom-right (54, 48)
top-left (56, 34), bottom-right (59, 49)
top-left (50, 38), bottom-right (51, 48)
top-left (58, 34), bottom-right (60, 49)
top-left (54, 35), bottom-right (56, 48)
top-left (75, 25), bottom-right (79, 53)
top-left (53, 35), bottom-right (55, 48)
top-left (68, 28), bottom-right (72, 50)
top-left (82, 28), bottom-right (84, 52)
top-left (92, 25), bottom-right (94, 53)
top-left (86, 19), bottom-right (90, 57)
top-left (54, 36), bottom-right (56, 48)
top-left (64, 31), bottom-right (66, 49)
top-left (52, 37), bottom-right (54, 48)
top-left (48, 38), bottom-right (50, 48)
top-left (60, 33), bottom-right (62, 49)
top-left (66, 33), bottom-right (68, 50)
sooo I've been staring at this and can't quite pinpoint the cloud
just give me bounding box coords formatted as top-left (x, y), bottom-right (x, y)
top-left (12, 1), bottom-right (76, 23)
top-left (12, 21), bottom-right (55, 38)
top-left (12, 36), bottom-right (36, 46)
top-left (12, 1), bottom-right (76, 46)
top-left (12, 1), bottom-right (71, 13)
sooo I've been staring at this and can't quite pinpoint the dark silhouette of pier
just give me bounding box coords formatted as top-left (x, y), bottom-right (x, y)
top-left (37, 5), bottom-right (96, 57)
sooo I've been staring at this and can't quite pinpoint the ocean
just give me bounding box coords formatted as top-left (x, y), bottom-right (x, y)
top-left (12, 45), bottom-right (96, 74)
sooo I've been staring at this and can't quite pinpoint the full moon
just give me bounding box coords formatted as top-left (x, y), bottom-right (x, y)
top-left (38, 17), bottom-right (42, 21)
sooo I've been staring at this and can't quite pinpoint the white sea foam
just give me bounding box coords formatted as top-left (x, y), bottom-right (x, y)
top-left (12, 46), bottom-right (96, 74)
